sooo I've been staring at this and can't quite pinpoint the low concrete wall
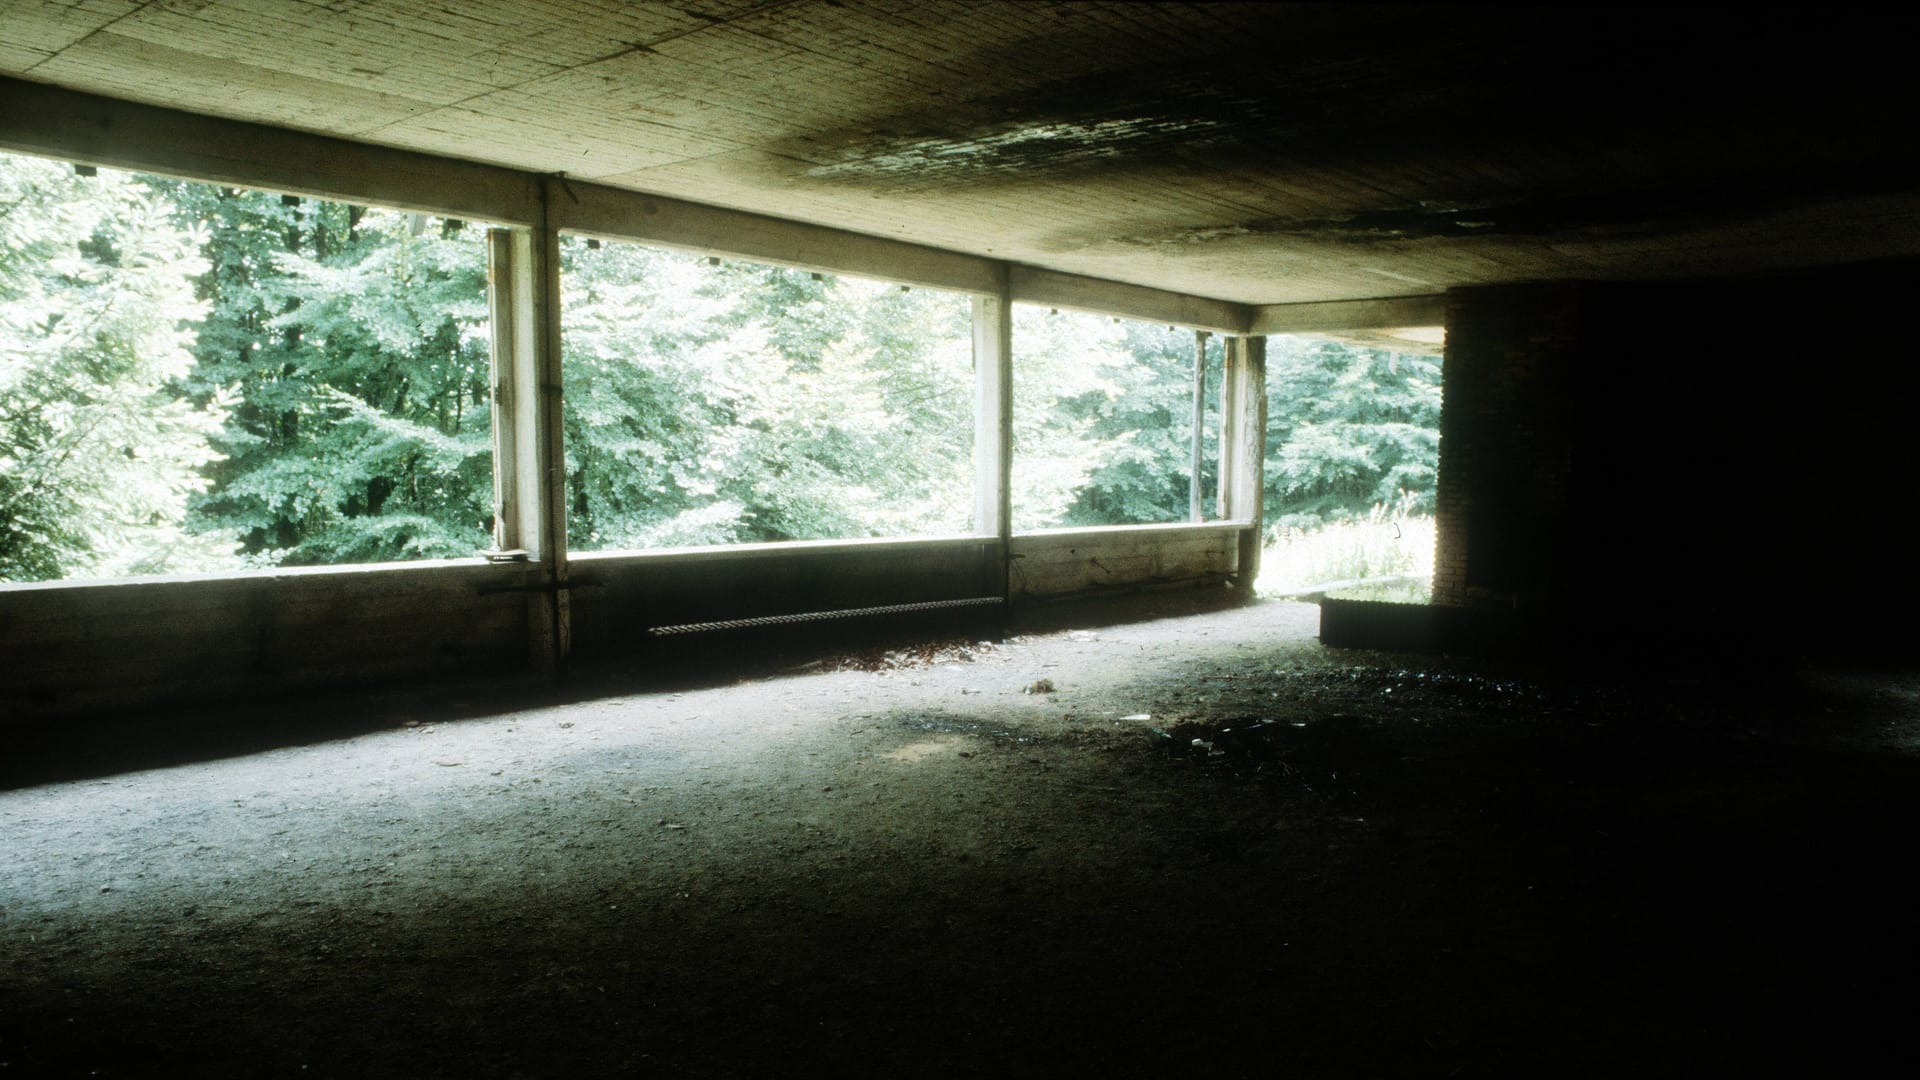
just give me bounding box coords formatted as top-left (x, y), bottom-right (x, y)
top-left (569, 535), bottom-right (1003, 655)
top-left (3, 524), bottom-right (1254, 719)
top-left (1011, 523), bottom-right (1246, 599)
top-left (0, 560), bottom-right (534, 719)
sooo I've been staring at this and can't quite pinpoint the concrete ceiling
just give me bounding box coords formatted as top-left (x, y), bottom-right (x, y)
top-left (3, 1), bottom-right (1918, 306)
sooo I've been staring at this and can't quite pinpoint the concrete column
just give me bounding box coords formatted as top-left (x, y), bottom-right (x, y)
top-left (972, 284), bottom-right (1014, 608)
top-left (1221, 336), bottom-right (1268, 588)
top-left (1190, 330), bottom-right (1210, 522)
top-left (484, 193), bottom-right (570, 674)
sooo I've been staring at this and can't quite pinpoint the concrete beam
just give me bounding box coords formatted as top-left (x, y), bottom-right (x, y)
top-left (553, 178), bottom-right (1006, 296)
top-left (1009, 266), bottom-right (1255, 334)
top-left (2, 77), bottom-right (1280, 328)
top-left (0, 76), bottom-right (542, 225)
top-left (1249, 295), bottom-right (1446, 336)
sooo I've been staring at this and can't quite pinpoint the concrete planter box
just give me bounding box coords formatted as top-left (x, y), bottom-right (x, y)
top-left (1319, 598), bottom-right (1543, 657)
top-left (1319, 597), bottom-right (1440, 653)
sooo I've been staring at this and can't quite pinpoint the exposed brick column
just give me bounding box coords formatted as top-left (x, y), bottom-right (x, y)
top-left (1433, 284), bottom-right (1580, 613)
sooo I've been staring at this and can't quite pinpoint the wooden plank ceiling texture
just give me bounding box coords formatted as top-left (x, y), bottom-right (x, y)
top-left (2, 1), bottom-right (1917, 305)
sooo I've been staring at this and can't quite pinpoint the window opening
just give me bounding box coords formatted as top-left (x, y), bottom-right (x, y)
top-left (0, 150), bottom-right (496, 582)
top-left (558, 237), bottom-right (974, 550)
top-left (1256, 330), bottom-right (1444, 602)
top-left (1010, 306), bottom-right (1220, 530)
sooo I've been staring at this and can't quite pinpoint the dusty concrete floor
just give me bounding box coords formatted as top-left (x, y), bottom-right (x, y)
top-left (4, 591), bottom-right (1919, 1078)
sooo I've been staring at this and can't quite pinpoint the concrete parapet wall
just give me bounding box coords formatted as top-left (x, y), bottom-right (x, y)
top-left (0, 560), bottom-right (531, 719)
top-left (2, 523), bottom-right (1251, 719)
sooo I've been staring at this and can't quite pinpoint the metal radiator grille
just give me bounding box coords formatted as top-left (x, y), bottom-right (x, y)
top-left (647, 596), bottom-right (1004, 637)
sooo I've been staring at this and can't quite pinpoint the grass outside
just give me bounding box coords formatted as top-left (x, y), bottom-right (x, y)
top-left (1257, 510), bottom-right (1434, 603)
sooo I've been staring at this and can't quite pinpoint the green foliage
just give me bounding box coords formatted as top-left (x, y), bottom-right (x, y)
top-left (1011, 309), bottom-right (1219, 529)
top-left (1259, 502), bottom-right (1436, 598)
top-left (1263, 336), bottom-right (1442, 534)
top-left (1009, 308), bottom-right (1122, 529)
top-left (1, 150), bottom-right (1443, 583)
top-left (1064, 319), bottom-right (1218, 527)
top-left (560, 244), bottom-right (972, 548)
top-left (157, 182), bottom-right (494, 565)
top-left (0, 156), bottom-right (234, 581)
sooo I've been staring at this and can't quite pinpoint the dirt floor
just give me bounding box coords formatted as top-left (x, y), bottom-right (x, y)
top-left (5, 589), bottom-right (1920, 1078)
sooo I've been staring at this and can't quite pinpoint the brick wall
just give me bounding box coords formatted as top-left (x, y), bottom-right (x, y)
top-left (1433, 260), bottom-right (1920, 662)
top-left (1433, 284), bottom-right (1580, 613)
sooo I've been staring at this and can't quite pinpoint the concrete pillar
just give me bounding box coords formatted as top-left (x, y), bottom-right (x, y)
top-left (1220, 335), bottom-right (1268, 588)
top-left (484, 198), bottom-right (569, 674)
top-left (972, 278), bottom-right (1014, 603)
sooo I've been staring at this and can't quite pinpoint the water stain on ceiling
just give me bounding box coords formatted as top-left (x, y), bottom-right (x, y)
top-left (786, 42), bottom-right (1465, 192)
top-left (784, 9), bottom-right (1918, 240)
